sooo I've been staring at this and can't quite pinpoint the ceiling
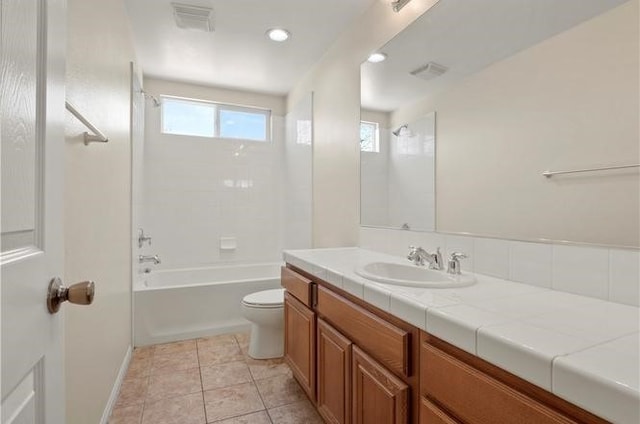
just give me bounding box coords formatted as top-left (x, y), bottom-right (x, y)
top-left (361, 0), bottom-right (629, 112)
top-left (124, 0), bottom-right (377, 96)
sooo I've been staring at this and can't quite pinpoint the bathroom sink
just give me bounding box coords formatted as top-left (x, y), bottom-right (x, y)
top-left (355, 262), bottom-right (476, 288)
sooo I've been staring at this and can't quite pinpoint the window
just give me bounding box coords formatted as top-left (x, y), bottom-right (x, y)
top-left (161, 96), bottom-right (271, 142)
top-left (360, 120), bottom-right (379, 152)
top-left (162, 98), bottom-right (215, 137)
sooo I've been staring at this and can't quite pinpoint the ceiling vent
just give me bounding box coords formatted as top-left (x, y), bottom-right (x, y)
top-left (410, 62), bottom-right (448, 81)
top-left (172, 3), bottom-right (214, 32)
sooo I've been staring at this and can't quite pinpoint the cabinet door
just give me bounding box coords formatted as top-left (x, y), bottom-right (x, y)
top-left (352, 345), bottom-right (409, 424)
top-left (284, 292), bottom-right (316, 400)
top-left (318, 319), bottom-right (352, 424)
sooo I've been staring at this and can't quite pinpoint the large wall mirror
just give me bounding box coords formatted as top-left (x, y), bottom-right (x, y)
top-left (360, 0), bottom-right (639, 247)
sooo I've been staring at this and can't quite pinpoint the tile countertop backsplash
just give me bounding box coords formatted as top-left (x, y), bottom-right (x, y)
top-left (282, 246), bottom-right (640, 424)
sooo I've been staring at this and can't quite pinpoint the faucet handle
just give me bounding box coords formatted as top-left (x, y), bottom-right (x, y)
top-left (447, 252), bottom-right (467, 275)
top-left (450, 251), bottom-right (467, 260)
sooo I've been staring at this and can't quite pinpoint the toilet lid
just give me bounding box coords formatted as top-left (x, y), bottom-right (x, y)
top-left (242, 288), bottom-right (285, 307)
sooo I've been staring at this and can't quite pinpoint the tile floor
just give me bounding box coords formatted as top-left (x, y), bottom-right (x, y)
top-left (108, 333), bottom-right (323, 424)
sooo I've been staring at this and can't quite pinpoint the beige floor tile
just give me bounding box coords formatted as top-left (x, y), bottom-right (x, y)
top-left (268, 400), bottom-right (322, 424)
top-left (132, 346), bottom-right (155, 361)
top-left (212, 411), bottom-right (271, 424)
top-left (152, 350), bottom-right (199, 374)
top-left (255, 374), bottom-right (306, 409)
top-left (142, 392), bottom-right (206, 424)
top-left (108, 403), bottom-right (143, 424)
top-left (126, 356), bottom-right (153, 380)
top-left (114, 377), bottom-right (148, 408)
top-left (197, 334), bottom-right (238, 350)
top-left (154, 339), bottom-right (197, 356)
top-left (234, 333), bottom-right (250, 353)
top-left (246, 358), bottom-right (290, 381)
top-left (201, 361), bottom-right (252, 391)
top-left (203, 382), bottom-right (265, 422)
top-left (146, 367), bottom-right (202, 402)
top-left (198, 343), bottom-right (244, 367)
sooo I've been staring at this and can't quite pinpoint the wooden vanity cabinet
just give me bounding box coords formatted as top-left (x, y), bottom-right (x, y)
top-left (283, 264), bottom-right (610, 424)
top-left (282, 267), bottom-right (316, 400)
top-left (282, 265), bottom-right (415, 424)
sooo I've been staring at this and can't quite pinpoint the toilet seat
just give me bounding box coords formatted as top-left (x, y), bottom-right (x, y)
top-left (242, 288), bottom-right (284, 309)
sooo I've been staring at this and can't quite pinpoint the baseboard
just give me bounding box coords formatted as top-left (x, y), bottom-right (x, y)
top-left (135, 321), bottom-right (251, 347)
top-left (99, 344), bottom-right (132, 424)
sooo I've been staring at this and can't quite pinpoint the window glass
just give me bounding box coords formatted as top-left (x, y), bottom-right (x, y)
top-left (160, 96), bottom-right (270, 141)
top-left (162, 98), bottom-right (215, 137)
top-left (219, 109), bottom-right (268, 141)
top-left (360, 121), bottom-right (379, 152)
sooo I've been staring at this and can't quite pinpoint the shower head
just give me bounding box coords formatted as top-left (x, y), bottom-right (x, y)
top-left (392, 124), bottom-right (408, 137)
top-left (140, 90), bottom-right (161, 107)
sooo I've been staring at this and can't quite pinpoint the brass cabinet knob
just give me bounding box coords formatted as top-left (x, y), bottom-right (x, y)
top-left (47, 277), bottom-right (95, 314)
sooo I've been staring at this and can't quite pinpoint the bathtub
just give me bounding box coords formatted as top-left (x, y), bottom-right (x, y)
top-left (134, 263), bottom-right (282, 346)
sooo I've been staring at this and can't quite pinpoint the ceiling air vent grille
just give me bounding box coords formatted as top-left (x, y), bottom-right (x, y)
top-left (410, 62), bottom-right (448, 81)
top-left (172, 3), bottom-right (214, 32)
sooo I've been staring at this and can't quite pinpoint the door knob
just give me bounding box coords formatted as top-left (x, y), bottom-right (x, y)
top-left (47, 277), bottom-right (95, 314)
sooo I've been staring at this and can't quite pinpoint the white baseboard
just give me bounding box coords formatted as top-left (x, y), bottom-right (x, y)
top-left (99, 345), bottom-right (132, 424)
top-left (134, 322), bottom-right (251, 347)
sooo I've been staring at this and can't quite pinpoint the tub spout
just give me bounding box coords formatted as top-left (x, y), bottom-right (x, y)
top-left (139, 254), bottom-right (161, 265)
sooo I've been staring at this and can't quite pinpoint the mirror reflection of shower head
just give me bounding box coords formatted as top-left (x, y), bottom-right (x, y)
top-left (392, 124), bottom-right (408, 137)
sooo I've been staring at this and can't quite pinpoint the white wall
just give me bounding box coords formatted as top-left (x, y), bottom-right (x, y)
top-left (64, 0), bottom-right (137, 422)
top-left (287, 0), bottom-right (440, 248)
top-left (141, 78), bottom-right (287, 270)
top-left (391, 0), bottom-right (639, 247)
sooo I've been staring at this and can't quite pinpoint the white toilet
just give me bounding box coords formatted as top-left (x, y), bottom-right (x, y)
top-left (241, 288), bottom-right (285, 359)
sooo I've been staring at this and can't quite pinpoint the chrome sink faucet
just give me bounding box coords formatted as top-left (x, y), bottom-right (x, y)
top-left (139, 254), bottom-right (161, 265)
top-left (407, 246), bottom-right (443, 270)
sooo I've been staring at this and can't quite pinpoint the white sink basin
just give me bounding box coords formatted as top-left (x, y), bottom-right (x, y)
top-left (355, 262), bottom-right (476, 288)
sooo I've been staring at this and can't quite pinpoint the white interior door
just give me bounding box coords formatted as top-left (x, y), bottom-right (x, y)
top-left (1, 0), bottom-right (66, 422)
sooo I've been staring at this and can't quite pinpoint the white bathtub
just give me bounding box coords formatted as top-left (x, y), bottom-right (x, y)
top-left (134, 263), bottom-right (282, 346)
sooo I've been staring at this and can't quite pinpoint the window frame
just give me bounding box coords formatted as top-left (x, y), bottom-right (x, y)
top-left (160, 95), bottom-right (272, 143)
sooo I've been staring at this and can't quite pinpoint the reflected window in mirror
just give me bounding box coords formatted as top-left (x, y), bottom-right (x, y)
top-left (360, 120), bottom-right (379, 153)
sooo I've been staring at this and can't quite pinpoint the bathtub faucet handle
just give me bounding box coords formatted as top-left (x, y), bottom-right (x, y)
top-left (139, 254), bottom-right (161, 265)
top-left (138, 228), bottom-right (152, 248)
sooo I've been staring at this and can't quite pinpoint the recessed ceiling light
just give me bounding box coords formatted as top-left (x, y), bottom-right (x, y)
top-left (266, 28), bottom-right (290, 42)
top-left (367, 53), bottom-right (387, 63)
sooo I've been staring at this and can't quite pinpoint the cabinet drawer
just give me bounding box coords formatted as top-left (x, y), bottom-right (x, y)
top-left (316, 285), bottom-right (410, 377)
top-left (421, 342), bottom-right (574, 424)
top-left (419, 397), bottom-right (458, 424)
top-left (281, 266), bottom-right (313, 307)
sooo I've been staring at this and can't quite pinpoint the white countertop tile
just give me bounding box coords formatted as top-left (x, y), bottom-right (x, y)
top-left (426, 304), bottom-right (511, 355)
top-left (477, 322), bottom-right (598, 390)
top-left (362, 282), bottom-right (392, 311)
top-left (283, 247), bottom-right (640, 421)
top-left (553, 333), bottom-right (640, 424)
top-left (523, 301), bottom-right (640, 342)
top-left (467, 290), bottom-right (603, 319)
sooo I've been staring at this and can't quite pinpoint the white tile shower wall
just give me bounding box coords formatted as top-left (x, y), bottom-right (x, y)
top-left (359, 227), bottom-right (640, 306)
top-left (142, 96), bottom-right (285, 269)
top-left (283, 93), bottom-right (313, 250)
top-left (388, 114), bottom-right (435, 231)
top-left (360, 128), bottom-right (390, 227)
